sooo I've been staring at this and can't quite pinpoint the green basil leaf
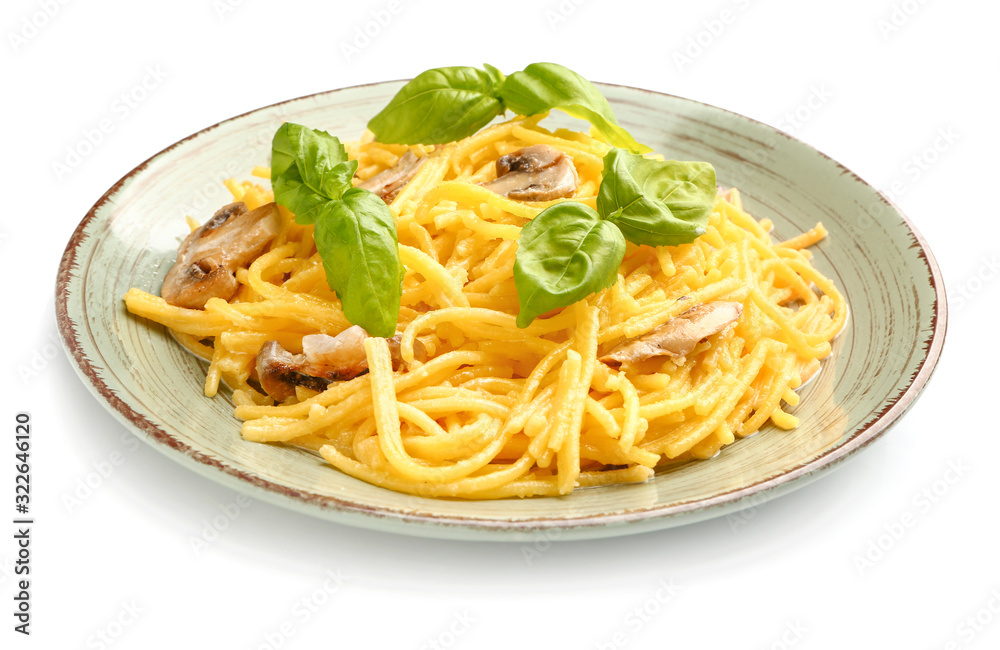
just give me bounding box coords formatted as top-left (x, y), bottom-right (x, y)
top-left (367, 65), bottom-right (506, 144)
top-left (500, 63), bottom-right (651, 154)
top-left (313, 187), bottom-right (404, 338)
top-left (598, 148), bottom-right (717, 247)
top-left (514, 202), bottom-right (625, 328)
top-left (481, 62), bottom-right (506, 88)
top-left (270, 123), bottom-right (404, 336)
top-left (271, 122), bottom-right (358, 225)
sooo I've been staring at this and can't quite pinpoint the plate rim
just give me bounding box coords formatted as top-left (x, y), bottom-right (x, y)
top-left (55, 80), bottom-right (948, 539)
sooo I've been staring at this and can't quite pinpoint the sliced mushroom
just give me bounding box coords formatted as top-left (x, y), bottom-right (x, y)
top-left (357, 151), bottom-right (425, 203)
top-left (162, 202), bottom-right (280, 309)
top-left (254, 326), bottom-right (426, 402)
top-left (600, 301), bottom-right (743, 367)
top-left (256, 340), bottom-right (332, 402)
top-left (480, 144), bottom-right (578, 201)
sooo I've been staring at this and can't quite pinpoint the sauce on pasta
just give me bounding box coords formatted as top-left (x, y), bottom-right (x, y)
top-left (124, 114), bottom-right (848, 499)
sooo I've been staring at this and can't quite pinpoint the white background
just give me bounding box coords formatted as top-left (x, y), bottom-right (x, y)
top-left (2, 0), bottom-right (998, 648)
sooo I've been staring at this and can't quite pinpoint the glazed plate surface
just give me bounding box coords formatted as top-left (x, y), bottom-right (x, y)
top-left (56, 82), bottom-right (946, 540)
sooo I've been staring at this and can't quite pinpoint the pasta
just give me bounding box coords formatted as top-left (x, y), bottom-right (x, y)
top-left (124, 113), bottom-right (848, 499)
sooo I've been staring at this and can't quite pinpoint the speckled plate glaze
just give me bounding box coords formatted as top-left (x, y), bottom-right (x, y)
top-left (56, 82), bottom-right (946, 541)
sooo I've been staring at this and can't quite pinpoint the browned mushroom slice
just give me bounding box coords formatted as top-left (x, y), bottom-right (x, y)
top-left (255, 340), bottom-right (332, 402)
top-left (162, 202), bottom-right (280, 309)
top-left (254, 326), bottom-right (426, 402)
top-left (357, 151), bottom-right (425, 203)
top-left (480, 144), bottom-right (579, 201)
top-left (600, 301), bottom-right (743, 367)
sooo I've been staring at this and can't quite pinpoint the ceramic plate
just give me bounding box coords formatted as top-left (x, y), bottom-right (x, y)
top-left (56, 81), bottom-right (946, 541)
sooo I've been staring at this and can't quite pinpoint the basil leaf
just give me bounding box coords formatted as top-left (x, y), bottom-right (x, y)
top-left (598, 148), bottom-right (717, 247)
top-left (367, 65), bottom-right (506, 145)
top-left (500, 63), bottom-right (651, 154)
top-left (313, 187), bottom-right (404, 338)
top-left (514, 202), bottom-right (625, 328)
top-left (271, 123), bottom-right (404, 336)
top-left (271, 122), bottom-right (358, 225)
top-left (481, 62), bottom-right (506, 88)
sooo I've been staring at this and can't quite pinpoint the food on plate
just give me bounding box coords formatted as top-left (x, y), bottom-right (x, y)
top-left (160, 202), bottom-right (280, 309)
top-left (357, 150), bottom-right (425, 202)
top-left (600, 301), bottom-right (743, 366)
top-left (480, 144), bottom-right (579, 200)
top-left (124, 63), bottom-right (848, 498)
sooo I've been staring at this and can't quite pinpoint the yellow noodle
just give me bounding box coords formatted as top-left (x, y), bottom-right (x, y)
top-left (124, 115), bottom-right (848, 499)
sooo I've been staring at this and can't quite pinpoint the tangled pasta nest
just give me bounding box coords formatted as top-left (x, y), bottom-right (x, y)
top-left (125, 115), bottom-right (847, 498)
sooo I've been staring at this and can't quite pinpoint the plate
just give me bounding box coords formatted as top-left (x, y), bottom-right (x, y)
top-left (56, 81), bottom-right (947, 541)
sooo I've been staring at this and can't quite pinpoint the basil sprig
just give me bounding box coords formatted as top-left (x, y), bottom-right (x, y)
top-left (501, 63), bottom-right (650, 153)
top-left (368, 62), bottom-right (649, 153)
top-left (271, 123), bottom-right (404, 338)
top-left (270, 116), bottom-right (716, 332)
top-left (514, 203), bottom-right (626, 328)
top-left (367, 65), bottom-right (505, 145)
top-left (514, 149), bottom-right (717, 326)
top-left (271, 122), bottom-right (358, 225)
top-left (599, 148), bottom-right (717, 247)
